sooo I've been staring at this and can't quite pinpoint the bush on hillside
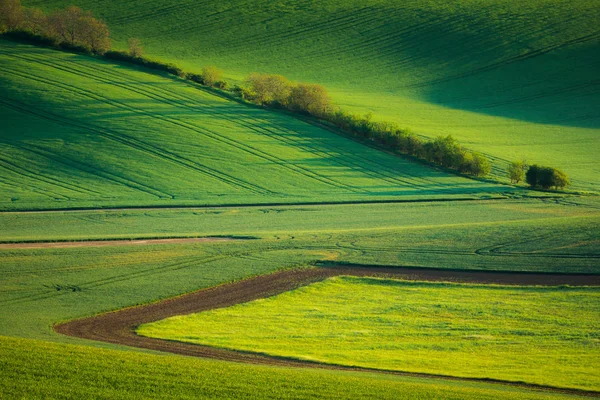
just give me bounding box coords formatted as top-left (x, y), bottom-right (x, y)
top-left (201, 66), bottom-right (223, 87)
top-left (508, 160), bottom-right (527, 183)
top-left (245, 73), bottom-right (292, 106)
top-left (525, 165), bottom-right (570, 189)
top-left (104, 51), bottom-right (185, 77)
top-left (287, 83), bottom-right (332, 118)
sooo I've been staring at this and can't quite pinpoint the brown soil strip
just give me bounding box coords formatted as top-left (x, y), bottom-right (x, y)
top-left (0, 237), bottom-right (235, 249)
top-left (55, 266), bottom-right (600, 397)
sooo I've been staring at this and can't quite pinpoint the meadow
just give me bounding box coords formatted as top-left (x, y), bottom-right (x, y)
top-left (2, 336), bottom-right (584, 400)
top-left (0, 40), bottom-right (505, 211)
top-left (138, 276), bottom-right (600, 391)
top-left (25, 0), bottom-right (600, 190)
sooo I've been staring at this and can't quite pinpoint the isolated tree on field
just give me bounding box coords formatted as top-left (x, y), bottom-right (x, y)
top-left (22, 7), bottom-right (47, 35)
top-left (507, 159), bottom-right (527, 184)
top-left (128, 37), bottom-right (143, 57)
top-left (287, 83), bottom-right (332, 117)
top-left (0, 0), bottom-right (24, 31)
top-left (246, 73), bottom-right (292, 105)
top-left (201, 66), bottom-right (223, 87)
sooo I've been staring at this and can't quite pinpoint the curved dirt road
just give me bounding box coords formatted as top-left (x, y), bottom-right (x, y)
top-left (55, 265), bottom-right (600, 397)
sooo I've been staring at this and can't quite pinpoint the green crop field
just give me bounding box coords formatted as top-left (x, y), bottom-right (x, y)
top-left (0, 40), bottom-right (507, 211)
top-left (24, 0), bottom-right (600, 191)
top-left (2, 0), bottom-right (600, 397)
top-left (1, 200), bottom-right (598, 342)
top-left (138, 277), bottom-right (600, 391)
top-left (2, 336), bottom-right (583, 400)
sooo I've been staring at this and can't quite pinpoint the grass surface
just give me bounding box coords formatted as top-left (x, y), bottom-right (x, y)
top-left (0, 40), bottom-right (507, 211)
top-left (0, 336), bottom-right (584, 400)
top-left (24, 0), bottom-right (600, 190)
top-left (139, 277), bottom-right (600, 391)
top-left (1, 199), bottom-right (598, 341)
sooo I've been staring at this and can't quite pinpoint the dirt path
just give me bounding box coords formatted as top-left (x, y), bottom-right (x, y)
top-left (0, 237), bottom-right (236, 249)
top-left (55, 265), bottom-right (600, 397)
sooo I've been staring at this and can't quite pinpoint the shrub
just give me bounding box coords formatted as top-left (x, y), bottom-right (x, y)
top-left (245, 73), bottom-right (292, 106)
top-left (128, 37), bottom-right (143, 58)
top-left (525, 165), bottom-right (569, 189)
top-left (508, 160), bottom-right (527, 183)
top-left (287, 83), bottom-right (332, 118)
top-left (201, 66), bottom-right (222, 87)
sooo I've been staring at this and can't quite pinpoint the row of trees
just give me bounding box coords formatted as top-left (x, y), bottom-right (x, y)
top-left (1, 0), bottom-right (111, 53)
top-left (508, 160), bottom-right (569, 189)
top-left (240, 73), bottom-right (491, 176)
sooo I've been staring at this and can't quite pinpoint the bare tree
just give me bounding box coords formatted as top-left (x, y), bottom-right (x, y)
top-left (128, 37), bottom-right (143, 57)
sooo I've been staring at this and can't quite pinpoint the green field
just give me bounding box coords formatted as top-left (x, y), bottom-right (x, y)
top-left (1, 200), bottom-right (598, 342)
top-left (0, 40), bottom-right (508, 211)
top-left (2, 336), bottom-right (583, 400)
top-left (138, 277), bottom-right (600, 391)
top-left (25, 0), bottom-right (600, 190)
top-left (2, 0), bottom-right (600, 397)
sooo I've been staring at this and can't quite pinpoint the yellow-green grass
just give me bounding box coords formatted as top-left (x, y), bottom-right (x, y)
top-left (139, 277), bottom-right (600, 391)
top-left (0, 40), bottom-right (509, 211)
top-left (0, 336), bottom-right (583, 400)
top-left (26, 0), bottom-right (600, 190)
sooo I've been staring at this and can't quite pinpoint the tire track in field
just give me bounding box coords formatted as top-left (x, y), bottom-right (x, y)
top-left (0, 150), bottom-right (103, 197)
top-left (401, 31), bottom-right (600, 89)
top-left (55, 266), bottom-right (600, 398)
top-left (0, 66), bottom-right (273, 197)
top-left (0, 97), bottom-right (173, 199)
top-left (4, 52), bottom-right (358, 195)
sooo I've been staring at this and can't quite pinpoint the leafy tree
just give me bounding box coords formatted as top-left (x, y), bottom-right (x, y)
top-left (246, 73), bottom-right (292, 106)
top-left (22, 7), bottom-right (47, 35)
top-left (81, 16), bottom-right (110, 54)
top-left (0, 0), bottom-right (24, 31)
top-left (128, 38), bottom-right (143, 58)
top-left (526, 165), bottom-right (569, 189)
top-left (201, 66), bottom-right (223, 87)
top-left (462, 152), bottom-right (491, 177)
top-left (508, 160), bottom-right (527, 183)
top-left (287, 83), bottom-right (331, 117)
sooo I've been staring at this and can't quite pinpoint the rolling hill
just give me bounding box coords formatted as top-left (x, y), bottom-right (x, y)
top-left (0, 40), bottom-right (508, 210)
top-left (24, 0), bottom-right (600, 191)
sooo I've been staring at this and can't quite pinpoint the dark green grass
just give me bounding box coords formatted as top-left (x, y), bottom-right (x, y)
top-left (139, 277), bottom-right (600, 391)
top-left (0, 40), bottom-right (509, 211)
top-left (24, 0), bottom-right (600, 190)
top-left (0, 336), bottom-right (583, 400)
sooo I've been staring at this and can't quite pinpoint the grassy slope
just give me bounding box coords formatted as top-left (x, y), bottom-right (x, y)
top-left (0, 41), bottom-right (509, 211)
top-left (1, 337), bottom-right (582, 400)
top-left (138, 277), bottom-right (600, 391)
top-left (26, 0), bottom-right (600, 190)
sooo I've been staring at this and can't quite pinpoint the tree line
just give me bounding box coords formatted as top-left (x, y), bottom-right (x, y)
top-left (1, 0), bottom-right (110, 54)
top-left (1, 0), bottom-right (569, 186)
top-left (239, 73), bottom-right (491, 177)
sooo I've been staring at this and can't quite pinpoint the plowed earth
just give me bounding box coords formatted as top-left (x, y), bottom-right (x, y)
top-left (55, 265), bottom-right (600, 397)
